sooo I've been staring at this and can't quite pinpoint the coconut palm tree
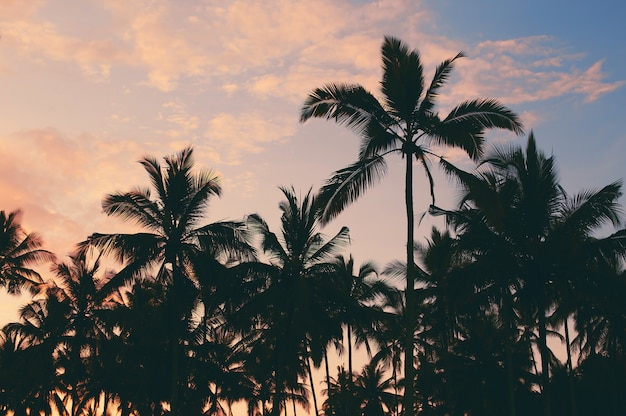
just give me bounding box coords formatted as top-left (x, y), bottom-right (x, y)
top-left (0, 209), bottom-right (55, 295)
top-left (325, 255), bottom-right (397, 416)
top-left (353, 353), bottom-right (400, 416)
top-left (331, 255), bottom-right (396, 381)
top-left (1, 287), bottom-right (71, 415)
top-left (235, 186), bottom-right (350, 416)
top-left (80, 146), bottom-right (252, 415)
top-left (438, 132), bottom-right (626, 415)
top-left (47, 248), bottom-right (118, 415)
top-left (300, 36), bottom-right (523, 415)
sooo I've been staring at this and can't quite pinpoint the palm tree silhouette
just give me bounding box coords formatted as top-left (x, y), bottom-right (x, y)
top-left (438, 132), bottom-right (626, 415)
top-left (300, 36), bottom-right (523, 415)
top-left (236, 186), bottom-right (350, 416)
top-left (0, 209), bottom-right (55, 295)
top-left (81, 146), bottom-right (252, 415)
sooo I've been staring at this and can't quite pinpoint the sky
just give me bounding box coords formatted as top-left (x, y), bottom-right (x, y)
top-left (1, 0), bottom-right (625, 332)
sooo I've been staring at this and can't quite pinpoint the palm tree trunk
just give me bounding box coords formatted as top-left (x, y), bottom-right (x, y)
top-left (324, 350), bottom-right (333, 416)
top-left (271, 373), bottom-right (283, 416)
top-left (403, 151), bottom-right (416, 416)
top-left (564, 319), bottom-right (577, 416)
top-left (502, 292), bottom-right (517, 416)
top-left (537, 302), bottom-right (551, 416)
top-left (306, 354), bottom-right (320, 416)
top-left (347, 324), bottom-right (353, 382)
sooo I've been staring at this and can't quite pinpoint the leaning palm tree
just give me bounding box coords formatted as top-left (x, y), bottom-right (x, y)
top-left (80, 146), bottom-right (252, 416)
top-left (300, 36), bottom-right (523, 415)
top-left (0, 209), bottom-right (55, 295)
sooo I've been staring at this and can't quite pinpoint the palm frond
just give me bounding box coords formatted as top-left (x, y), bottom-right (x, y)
top-left (246, 214), bottom-right (288, 265)
top-left (560, 180), bottom-right (623, 235)
top-left (300, 83), bottom-right (384, 135)
top-left (102, 190), bottom-right (162, 231)
top-left (418, 52), bottom-right (465, 116)
top-left (381, 35), bottom-right (424, 120)
top-left (432, 98), bottom-right (524, 160)
top-left (317, 155), bottom-right (388, 224)
top-left (306, 226), bottom-right (350, 265)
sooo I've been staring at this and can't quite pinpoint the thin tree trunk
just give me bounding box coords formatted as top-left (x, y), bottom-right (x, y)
top-left (403, 151), bottom-right (416, 416)
top-left (271, 367), bottom-right (283, 416)
top-left (502, 292), bottom-right (517, 416)
top-left (537, 302), bottom-right (551, 416)
top-left (324, 350), bottom-right (332, 416)
top-left (306, 355), bottom-right (320, 416)
top-left (564, 319), bottom-right (577, 416)
top-left (347, 324), bottom-right (353, 382)
top-left (292, 390), bottom-right (297, 416)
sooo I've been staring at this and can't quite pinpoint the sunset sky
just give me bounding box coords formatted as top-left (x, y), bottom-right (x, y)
top-left (1, 0), bottom-right (625, 327)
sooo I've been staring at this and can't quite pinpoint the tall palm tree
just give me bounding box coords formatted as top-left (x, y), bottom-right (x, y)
top-left (300, 36), bottom-right (523, 415)
top-left (0, 209), bottom-right (55, 295)
top-left (235, 186), bottom-right (350, 416)
top-left (80, 146), bottom-right (252, 415)
top-left (48, 248), bottom-right (117, 415)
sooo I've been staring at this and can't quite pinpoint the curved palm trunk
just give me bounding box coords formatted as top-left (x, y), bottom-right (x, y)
top-left (403, 153), bottom-right (416, 416)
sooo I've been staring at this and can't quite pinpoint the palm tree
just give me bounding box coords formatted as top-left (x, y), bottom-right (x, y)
top-left (332, 255), bottom-right (395, 381)
top-left (326, 255), bottom-right (397, 416)
top-left (439, 132), bottom-right (626, 415)
top-left (48, 248), bottom-right (117, 415)
top-left (300, 36), bottom-right (523, 415)
top-left (322, 366), bottom-right (359, 416)
top-left (0, 209), bottom-right (55, 295)
top-left (2, 287), bottom-right (72, 415)
top-left (235, 186), bottom-right (350, 416)
top-left (353, 354), bottom-right (400, 416)
top-left (80, 146), bottom-right (252, 415)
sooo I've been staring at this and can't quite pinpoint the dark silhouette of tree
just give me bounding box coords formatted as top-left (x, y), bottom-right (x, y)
top-left (300, 36), bottom-right (523, 416)
top-left (438, 132), bottom-right (626, 415)
top-left (354, 354), bottom-right (399, 416)
top-left (48, 249), bottom-right (115, 415)
top-left (235, 187), bottom-right (350, 416)
top-left (0, 209), bottom-right (55, 295)
top-left (322, 366), bottom-right (359, 416)
top-left (1, 288), bottom-right (70, 415)
top-left (80, 146), bottom-right (252, 415)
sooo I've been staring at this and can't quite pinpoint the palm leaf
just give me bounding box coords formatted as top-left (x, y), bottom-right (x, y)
top-left (432, 99), bottom-right (524, 160)
top-left (418, 52), bottom-right (465, 116)
top-left (300, 83), bottom-right (385, 135)
top-left (381, 36), bottom-right (424, 121)
top-left (317, 155), bottom-right (388, 224)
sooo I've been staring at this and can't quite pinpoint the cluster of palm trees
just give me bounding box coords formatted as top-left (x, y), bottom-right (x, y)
top-left (1, 36), bottom-right (625, 416)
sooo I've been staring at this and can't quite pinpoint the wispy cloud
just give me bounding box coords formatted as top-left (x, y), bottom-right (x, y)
top-left (449, 36), bottom-right (625, 105)
top-left (205, 112), bottom-right (297, 164)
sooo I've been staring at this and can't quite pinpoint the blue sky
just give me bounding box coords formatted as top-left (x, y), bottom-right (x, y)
top-left (1, 0), bottom-right (624, 330)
